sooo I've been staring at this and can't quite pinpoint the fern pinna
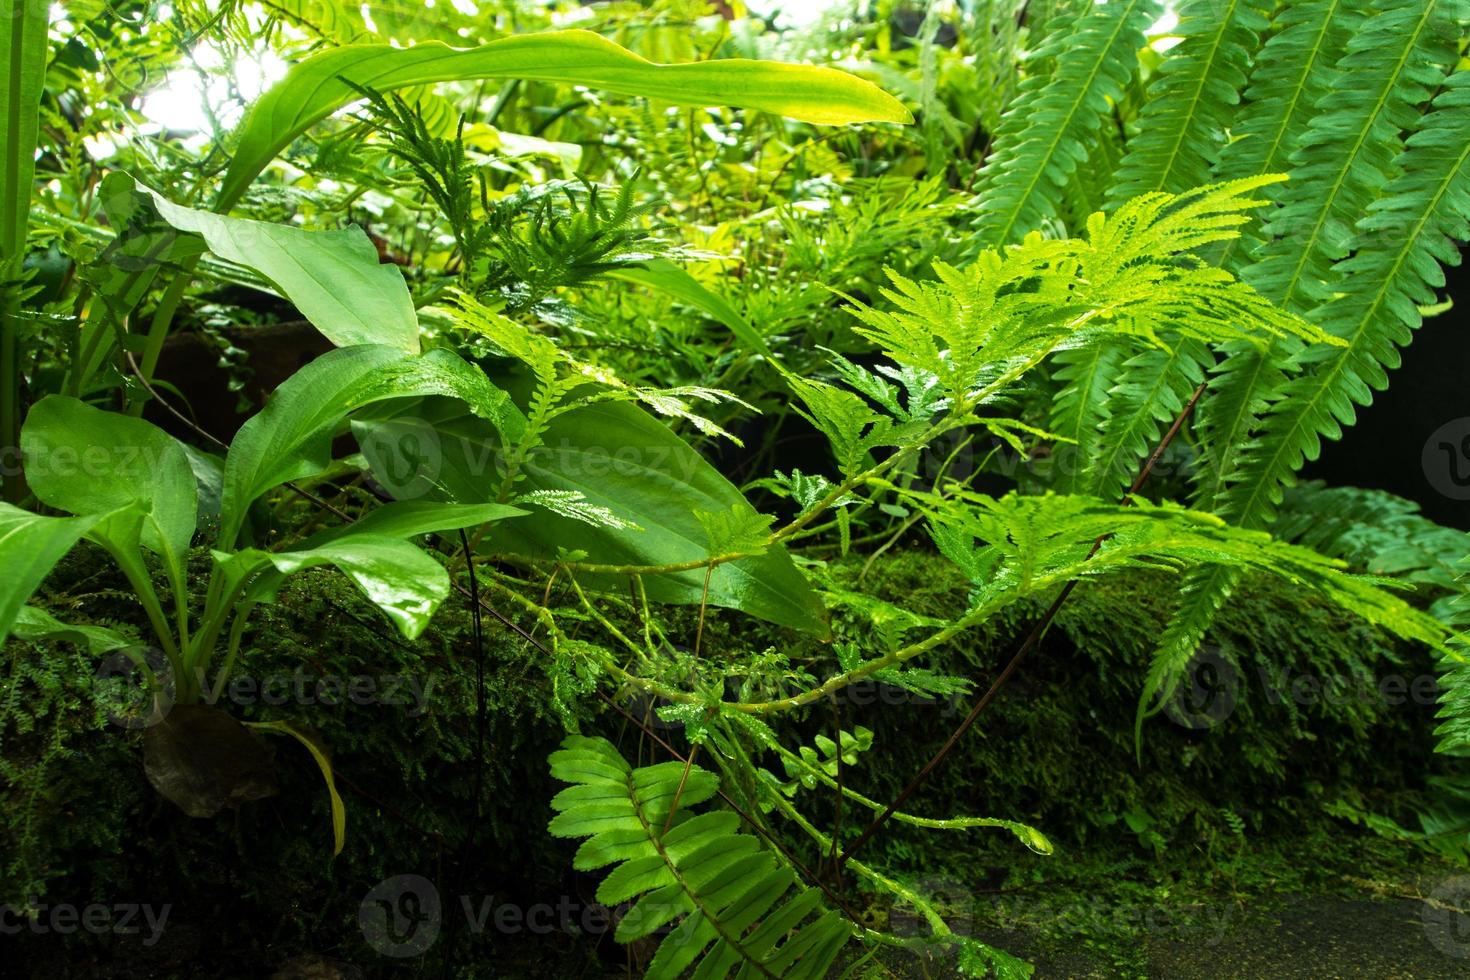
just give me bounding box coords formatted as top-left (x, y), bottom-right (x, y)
top-left (548, 735), bottom-right (851, 980)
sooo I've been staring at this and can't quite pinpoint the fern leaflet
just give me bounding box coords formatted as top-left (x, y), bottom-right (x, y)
top-left (548, 735), bottom-right (852, 980)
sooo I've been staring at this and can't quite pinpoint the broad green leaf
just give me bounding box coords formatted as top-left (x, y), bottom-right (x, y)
top-left (0, 0), bottom-right (48, 260)
top-left (13, 605), bottom-right (134, 655)
top-left (315, 499), bottom-right (526, 541)
top-left (246, 719), bottom-right (347, 856)
top-left (247, 499), bottom-right (526, 599)
top-left (220, 534), bottom-right (449, 639)
top-left (356, 400), bottom-right (830, 637)
top-left (22, 396), bottom-right (197, 574)
top-left (0, 503), bottom-right (97, 645)
top-left (135, 179), bottom-right (419, 352)
top-left (218, 345), bottom-right (522, 548)
top-left (217, 29), bottom-right (911, 208)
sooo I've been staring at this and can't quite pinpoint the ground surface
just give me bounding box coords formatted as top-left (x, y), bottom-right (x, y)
top-left (963, 885), bottom-right (1470, 979)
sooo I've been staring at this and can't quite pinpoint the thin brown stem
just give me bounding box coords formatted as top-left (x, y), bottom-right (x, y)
top-left (661, 743), bottom-right (700, 836)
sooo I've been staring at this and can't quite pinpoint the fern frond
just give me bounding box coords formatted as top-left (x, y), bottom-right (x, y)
top-left (1077, 0), bottom-right (1273, 485)
top-left (1205, 0), bottom-right (1365, 270)
top-left (548, 735), bottom-right (852, 980)
top-left (931, 493), bottom-right (1443, 644)
top-left (853, 180), bottom-right (1335, 408)
top-left (1107, 0), bottom-right (1268, 204)
top-left (1084, 339), bottom-right (1208, 498)
top-left (518, 490), bottom-right (641, 531)
top-left (1276, 482), bottom-right (1470, 614)
top-left (1047, 344), bottom-right (1127, 494)
top-left (970, 0), bottom-right (1159, 247)
top-left (1109, 4), bottom-right (1367, 499)
top-left (1433, 577), bottom-right (1470, 755)
top-left (916, 491), bottom-right (1450, 740)
top-left (1161, 12), bottom-right (1466, 676)
top-left (1241, 0), bottom-right (1458, 314)
top-left (1222, 64), bottom-right (1470, 533)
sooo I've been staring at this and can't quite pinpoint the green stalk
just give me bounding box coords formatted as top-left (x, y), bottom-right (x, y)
top-left (128, 268), bottom-right (194, 415)
top-left (0, 300), bottom-right (18, 504)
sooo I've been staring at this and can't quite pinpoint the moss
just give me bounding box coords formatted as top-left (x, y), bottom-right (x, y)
top-left (0, 546), bottom-right (1456, 976)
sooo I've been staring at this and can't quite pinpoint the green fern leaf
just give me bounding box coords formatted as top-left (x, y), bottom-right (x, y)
top-left (1241, 0), bottom-right (1458, 315)
top-left (548, 736), bottom-right (853, 980)
top-left (1048, 344), bottom-right (1128, 494)
top-left (1224, 63), bottom-right (1470, 533)
top-left (1205, 0), bottom-right (1365, 270)
top-left (1085, 339), bottom-right (1208, 498)
top-left (1107, 0), bottom-right (1268, 204)
top-left (1433, 578), bottom-right (1470, 755)
top-left (1151, 8), bottom-right (1466, 696)
top-left (971, 0), bottom-right (1160, 247)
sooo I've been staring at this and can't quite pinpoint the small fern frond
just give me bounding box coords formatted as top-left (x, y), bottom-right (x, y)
top-left (1276, 482), bottom-right (1470, 613)
top-left (1433, 575), bottom-right (1470, 756)
top-left (548, 735), bottom-right (852, 980)
top-left (1085, 339), bottom-right (1208, 498)
top-left (1047, 343), bottom-right (1127, 494)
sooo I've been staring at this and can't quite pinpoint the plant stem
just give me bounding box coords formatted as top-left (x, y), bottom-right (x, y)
top-left (0, 301), bottom-right (19, 503)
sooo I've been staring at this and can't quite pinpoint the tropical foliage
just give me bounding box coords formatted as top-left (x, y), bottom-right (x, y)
top-left (2, 0), bottom-right (1468, 976)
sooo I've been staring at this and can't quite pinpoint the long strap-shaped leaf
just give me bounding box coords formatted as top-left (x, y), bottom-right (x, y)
top-left (0, 0), bottom-right (46, 261)
top-left (1, 0), bottom-right (49, 503)
top-left (217, 28), bottom-right (910, 209)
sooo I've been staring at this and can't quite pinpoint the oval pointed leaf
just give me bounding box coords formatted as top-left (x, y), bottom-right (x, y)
top-left (139, 181), bottom-right (419, 352)
top-left (356, 400), bottom-right (829, 636)
top-left (0, 504), bottom-right (98, 646)
top-left (22, 395), bottom-right (197, 565)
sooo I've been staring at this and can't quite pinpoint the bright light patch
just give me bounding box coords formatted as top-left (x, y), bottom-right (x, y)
top-left (1148, 9), bottom-right (1183, 53)
top-left (756, 0), bottom-right (844, 27)
top-left (140, 47), bottom-right (288, 134)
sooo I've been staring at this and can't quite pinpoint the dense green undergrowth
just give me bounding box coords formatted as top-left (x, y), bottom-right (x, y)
top-left (4, 0), bottom-right (1470, 976)
top-left (3, 545), bottom-right (1458, 976)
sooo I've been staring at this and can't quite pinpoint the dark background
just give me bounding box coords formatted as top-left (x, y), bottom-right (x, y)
top-left (1305, 250), bottom-right (1469, 530)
